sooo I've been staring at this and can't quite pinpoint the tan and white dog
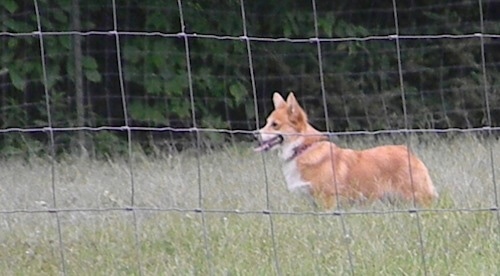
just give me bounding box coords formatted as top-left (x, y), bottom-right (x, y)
top-left (254, 92), bottom-right (438, 209)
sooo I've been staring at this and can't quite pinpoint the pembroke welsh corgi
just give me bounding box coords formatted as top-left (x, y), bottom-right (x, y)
top-left (254, 92), bottom-right (438, 209)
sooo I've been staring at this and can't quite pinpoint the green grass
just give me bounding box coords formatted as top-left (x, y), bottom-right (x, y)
top-left (0, 134), bottom-right (499, 275)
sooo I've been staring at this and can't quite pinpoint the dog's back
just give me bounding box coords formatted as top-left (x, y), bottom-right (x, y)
top-left (295, 142), bottom-right (438, 208)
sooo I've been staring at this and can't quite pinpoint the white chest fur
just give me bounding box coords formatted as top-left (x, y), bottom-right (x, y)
top-left (282, 159), bottom-right (311, 193)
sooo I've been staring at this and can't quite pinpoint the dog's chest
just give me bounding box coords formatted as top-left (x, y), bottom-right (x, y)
top-left (282, 160), bottom-right (311, 193)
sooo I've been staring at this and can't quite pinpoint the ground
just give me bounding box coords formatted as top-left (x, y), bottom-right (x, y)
top-left (0, 134), bottom-right (499, 275)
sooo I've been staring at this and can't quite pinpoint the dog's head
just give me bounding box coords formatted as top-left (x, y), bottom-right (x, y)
top-left (254, 92), bottom-right (309, 152)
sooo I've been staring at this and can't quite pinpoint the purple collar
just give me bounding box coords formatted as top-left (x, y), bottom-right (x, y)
top-left (286, 143), bottom-right (313, 162)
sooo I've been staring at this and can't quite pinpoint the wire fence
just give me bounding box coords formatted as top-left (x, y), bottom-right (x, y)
top-left (1, 0), bottom-right (499, 275)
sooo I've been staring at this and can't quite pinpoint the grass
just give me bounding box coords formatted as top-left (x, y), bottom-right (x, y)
top-left (0, 134), bottom-right (499, 275)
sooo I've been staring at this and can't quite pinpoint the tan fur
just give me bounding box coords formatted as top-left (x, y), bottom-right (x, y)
top-left (255, 92), bottom-right (438, 209)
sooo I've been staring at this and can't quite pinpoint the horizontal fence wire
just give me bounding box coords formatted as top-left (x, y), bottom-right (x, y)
top-left (2, 30), bottom-right (500, 41)
top-left (1, 205), bottom-right (498, 216)
top-left (1, 125), bottom-right (499, 135)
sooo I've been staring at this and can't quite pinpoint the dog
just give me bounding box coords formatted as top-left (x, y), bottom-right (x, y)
top-left (254, 92), bottom-right (438, 209)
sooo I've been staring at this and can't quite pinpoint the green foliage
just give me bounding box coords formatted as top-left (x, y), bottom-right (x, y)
top-left (129, 101), bottom-right (166, 125)
top-left (1, 1), bottom-right (103, 128)
top-left (1, 0), bottom-right (19, 14)
top-left (1, 0), bottom-right (500, 154)
top-left (0, 133), bottom-right (44, 157)
top-left (121, 0), bottom-right (251, 131)
top-left (91, 131), bottom-right (129, 158)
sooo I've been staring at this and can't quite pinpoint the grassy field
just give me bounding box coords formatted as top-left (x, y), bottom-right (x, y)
top-left (0, 134), bottom-right (499, 275)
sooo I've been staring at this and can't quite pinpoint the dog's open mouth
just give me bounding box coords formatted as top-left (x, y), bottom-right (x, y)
top-left (254, 135), bottom-right (283, 152)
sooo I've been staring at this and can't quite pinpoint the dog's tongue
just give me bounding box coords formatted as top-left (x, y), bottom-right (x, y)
top-left (253, 143), bottom-right (268, 152)
top-left (254, 135), bottom-right (282, 152)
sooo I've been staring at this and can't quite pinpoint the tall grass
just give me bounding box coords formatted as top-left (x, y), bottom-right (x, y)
top-left (0, 134), bottom-right (499, 275)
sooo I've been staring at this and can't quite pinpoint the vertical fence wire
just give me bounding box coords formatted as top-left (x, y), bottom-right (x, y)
top-left (310, 0), bottom-right (356, 275)
top-left (239, 1), bottom-right (282, 274)
top-left (477, 0), bottom-right (500, 226)
top-left (391, 1), bottom-right (429, 275)
top-left (110, 0), bottom-right (143, 274)
top-left (176, 0), bottom-right (214, 274)
top-left (32, 0), bottom-right (67, 275)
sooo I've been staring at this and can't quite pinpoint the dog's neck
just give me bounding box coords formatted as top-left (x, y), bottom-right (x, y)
top-left (282, 130), bottom-right (328, 162)
top-left (285, 143), bottom-right (313, 162)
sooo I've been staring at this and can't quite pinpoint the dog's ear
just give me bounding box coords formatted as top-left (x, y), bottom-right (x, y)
top-left (286, 92), bottom-right (299, 108)
top-left (286, 92), bottom-right (307, 123)
top-left (286, 92), bottom-right (301, 115)
top-left (273, 92), bottom-right (286, 109)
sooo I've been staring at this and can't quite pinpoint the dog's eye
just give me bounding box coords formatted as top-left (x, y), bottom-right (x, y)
top-left (271, 121), bottom-right (279, 128)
